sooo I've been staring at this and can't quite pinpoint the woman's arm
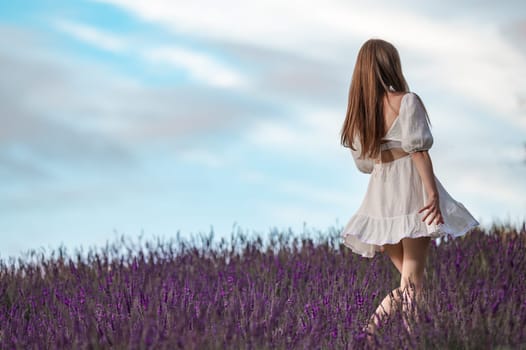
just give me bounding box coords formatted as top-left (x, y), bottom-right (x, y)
top-left (411, 150), bottom-right (444, 225)
top-left (411, 150), bottom-right (437, 196)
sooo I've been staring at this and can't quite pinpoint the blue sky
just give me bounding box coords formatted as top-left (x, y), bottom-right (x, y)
top-left (1, 0), bottom-right (525, 260)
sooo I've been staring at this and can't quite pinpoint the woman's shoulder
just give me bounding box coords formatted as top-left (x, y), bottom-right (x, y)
top-left (387, 91), bottom-right (420, 109)
top-left (399, 91), bottom-right (426, 114)
top-left (384, 91), bottom-right (406, 115)
top-left (403, 91), bottom-right (425, 103)
top-left (401, 91), bottom-right (418, 102)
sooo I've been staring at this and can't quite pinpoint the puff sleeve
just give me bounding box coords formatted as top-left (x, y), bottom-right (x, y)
top-left (399, 93), bottom-right (433, 153)
top-left (350, 137), bottom-right (375, 174)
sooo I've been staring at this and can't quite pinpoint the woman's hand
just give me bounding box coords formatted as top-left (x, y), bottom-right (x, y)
top-left (419, 194), bottom-right (444, 225)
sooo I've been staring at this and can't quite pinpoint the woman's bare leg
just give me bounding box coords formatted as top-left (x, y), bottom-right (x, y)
top-left (364, 287), bottom-right (405, 334)
top-left (363, 241), bottom-right (404, 340)
top-left (383, 241), bottom-right (404, 275)
top-left (399, 236), bottom-right (431, 333)
top-left (364, 237), bottom-right (430, 338)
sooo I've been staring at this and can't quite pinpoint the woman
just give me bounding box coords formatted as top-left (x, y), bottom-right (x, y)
top-left (339, 38), bottom-right (479, 340)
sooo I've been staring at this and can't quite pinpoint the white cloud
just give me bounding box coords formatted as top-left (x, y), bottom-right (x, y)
top-left (54, 19), bottom-right (128, 52)
top-left (244, 106), bottom-right (344, 159)
top-left (0, 25), bottom-right (269, 182)
top-left (55, 19), bottom-right (246, 88)
top-left (143, 46), bottom-right (246, 88)
top-left (93, 0), bottom-right (322, 57)
top-left (94, 0), bottom-right (526, 130)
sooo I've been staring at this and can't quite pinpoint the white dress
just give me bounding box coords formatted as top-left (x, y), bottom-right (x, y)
top-left (341, 92), bottom-right (480, 258)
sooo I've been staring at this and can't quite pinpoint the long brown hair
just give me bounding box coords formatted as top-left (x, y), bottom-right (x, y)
top-left (340, 38), bottom-right (430, 159)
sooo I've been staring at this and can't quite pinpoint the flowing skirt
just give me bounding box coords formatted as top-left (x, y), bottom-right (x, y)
top-left (341, 154), bottom-right (480, 258)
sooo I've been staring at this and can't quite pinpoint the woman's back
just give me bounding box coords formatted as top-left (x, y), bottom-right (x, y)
top-left (382, 92), bottom-right (406, 136)
top-left (351, 92), bottom-right (434, 169)
top-left (378, 92), bottom-right (409, 163)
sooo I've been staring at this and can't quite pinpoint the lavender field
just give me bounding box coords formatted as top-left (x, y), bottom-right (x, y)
top-left (1, 221), bottom-right (525, 349)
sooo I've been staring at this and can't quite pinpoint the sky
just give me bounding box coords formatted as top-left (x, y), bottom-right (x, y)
top-left (1, 0), bottom-right (525, 261)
